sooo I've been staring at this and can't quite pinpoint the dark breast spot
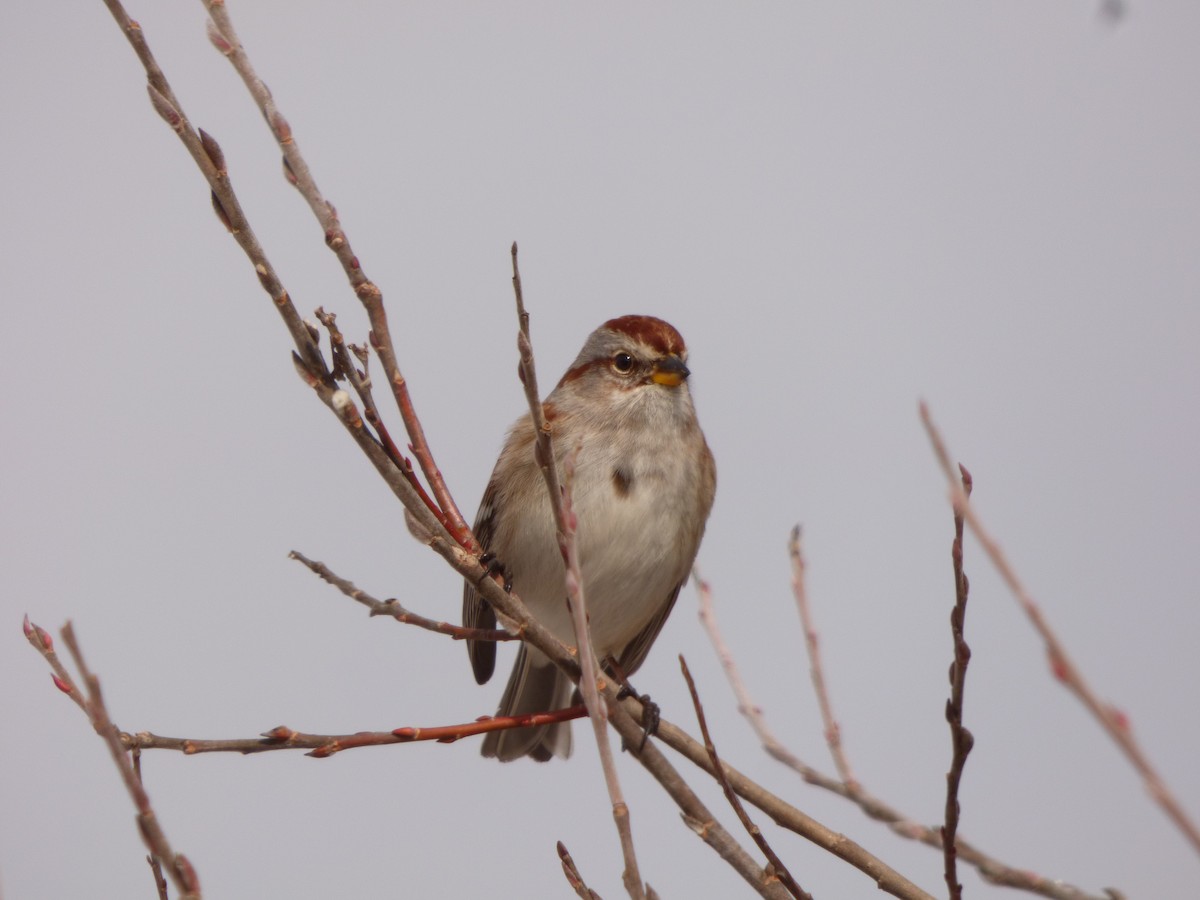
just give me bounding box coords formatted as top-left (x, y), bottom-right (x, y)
top-left (612, 466), bottom-right (634, 497)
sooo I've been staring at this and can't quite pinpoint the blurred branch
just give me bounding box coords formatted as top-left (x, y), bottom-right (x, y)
top-left (558, 841), bottom-right (606, 900)
top-left (789, 526), bottom-right (856, 789)
top-left (942, 465), bottom-right (976, 900)
top-left (694, 571), bottom-right (1116, 900)
top-left (53, 622), bottom-right (202, 899)
top-left (920, 401), bottom-right (1200, 856)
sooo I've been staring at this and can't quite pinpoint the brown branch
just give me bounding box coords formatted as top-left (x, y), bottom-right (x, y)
top-left (788, 527), bottom-right (856, 789)
top-left (288, 550), bottom-right (514, 643)
top-left (133, 749), bottom-right (170, 900)
top-left (680, 657), bottom-right (810, 900)
top-left (647, 714), bottom-right (934, 900)
top-left (100, 0), bottom-right (324, 377)
top-left (58, 623), bottom-right (202, 900)
top-left (695, 569), bottom-right (1116, 900)
top-left (942, 464), bottom-right (975, 900)
top-left (920, 400), bottom-right (1200, 857)
top-left (98, 0), bottom-right (455, 554)
top-left (201, 0), bottom-right (476, 554)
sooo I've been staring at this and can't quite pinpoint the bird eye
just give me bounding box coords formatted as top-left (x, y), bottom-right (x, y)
top-left (612, 352), bottom-right (634, 373)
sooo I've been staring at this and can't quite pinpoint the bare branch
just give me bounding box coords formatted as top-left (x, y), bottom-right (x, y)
top-left (58, 623), bottom-right (201, 899)
top-left (695, 571), bottom-right (1117, 900)
top-left (681, 657), bottom-right (810, 900)
top-left (942, 465), bottom-right (976, 900)
top-left (119, 707), bottom-right (588, 758)
top-left (789, 526), bottom-right (856, 789)
top-left (100, 0), bottom-right (324, 375)
top-left (289, 551), bottom-right (515, 643)
top-left (558, 841), bottom-right (605, 900)
top-left (920, 401), bottom-right (1200, 856)
top-left (510, 245), bottom-right (645, 900)
top-left (200, 0), bottom-right (476, 553)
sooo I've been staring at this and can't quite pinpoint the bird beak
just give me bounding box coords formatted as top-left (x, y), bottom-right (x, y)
top-left (651, 355), bottom-right (690, 387)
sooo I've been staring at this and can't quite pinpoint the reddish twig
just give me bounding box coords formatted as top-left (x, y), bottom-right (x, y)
top-left (313, 308), bottom-right (443, 522)
top-left (202, 0), bottom-right (476, 554)
top-left (680, 657), bottom-right (810, 900)
top-left (117, 706), bottom-right (588, 758)
top-left (788, 526), bottom-right (856, 790)
top-left (942, 464), bottom-right (975, 900)
top-left (23, 615), bottom-right (87, 714)
top-left (288, 550), bottom-right (514, 643)
top-left (510, 245), bottom-right (646, 900)
top-left (695, 570), bottom-right (1116, 900)
top-left (920, 401), bottom-right (1200, 856)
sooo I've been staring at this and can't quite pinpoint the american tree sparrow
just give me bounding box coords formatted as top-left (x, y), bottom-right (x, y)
top-left (464, 315), bottom-right (716, 761)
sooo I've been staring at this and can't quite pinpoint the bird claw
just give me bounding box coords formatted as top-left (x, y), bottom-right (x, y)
top-left (477, 553), bottom-right (512, 592)
top-left (616, 690), bottom-right (660, 753)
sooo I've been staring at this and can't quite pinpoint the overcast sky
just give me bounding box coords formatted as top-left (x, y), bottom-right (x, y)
top-left (3, 3), bottom-right (1198, 898)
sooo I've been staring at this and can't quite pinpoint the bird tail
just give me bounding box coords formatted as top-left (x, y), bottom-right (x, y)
top-left (481, 645), bottom-right (574, 762)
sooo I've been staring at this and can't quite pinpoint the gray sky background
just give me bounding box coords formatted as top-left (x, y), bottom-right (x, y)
top-left (3, 3), bottom-right (1198, 898)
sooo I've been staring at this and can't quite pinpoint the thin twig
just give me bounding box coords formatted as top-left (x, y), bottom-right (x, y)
top-left (98, 0), bottom-right (454, 551)
top-left (100, 0), bottom-right (323, 375)
top-left (288, 551), bottom-right (514, 643)
top-left (201, 0), bottom-right (477, 554)
top-left (133, 748), bottom-right (171, 900)
top-left (558, 841), bottom-right (605, 900)
top-left (788, 526), bottom-right (856, 789)
top-left (510, 245), bottom-right (646, 900)
top-left (681, 657), bottom-right (810, 900)
top-left (942, 464), bottom-right (975, 900)
top-left (695, 571), bottom-right (1116, 900)
top-left (314, 308), bottom-right (445, 524)
top-left (120, 707), bottom-right (588, 758)
top-left (920, 400), bottom-right (1200, 856)
top-left (59, 623), bottom-right (201, 899)
top-left (23, 615), bottom-right (87, 714)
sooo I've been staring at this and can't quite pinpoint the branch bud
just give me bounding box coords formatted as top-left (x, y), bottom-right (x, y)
top-left (146, 84), bottom-right (182, 131)
top-left (206, 18), bottom-right (233, 55)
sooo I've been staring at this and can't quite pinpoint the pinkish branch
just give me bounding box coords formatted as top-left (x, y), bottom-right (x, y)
top-left (789, 526), bottom-right (856, 789)
top-left (695, 568), bottom-right (1115, 900)
top-left (510, 244), bottom-right (646, 900)
top-left (920, 401), bottom-right (1200, 856)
